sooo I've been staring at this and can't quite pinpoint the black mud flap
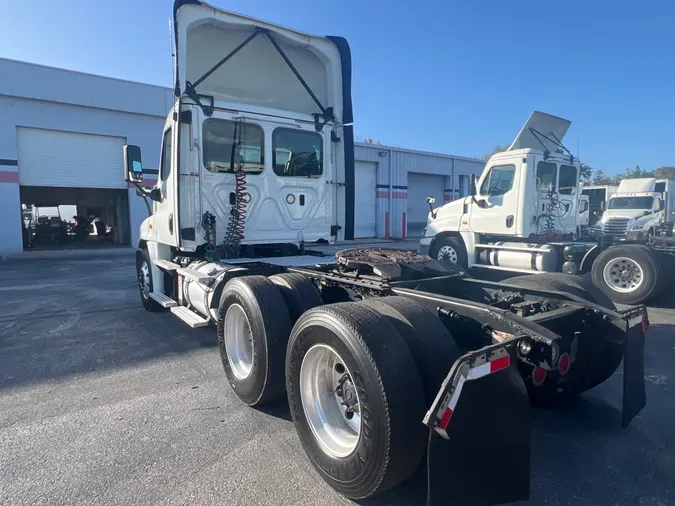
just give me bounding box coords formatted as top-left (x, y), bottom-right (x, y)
top-left (425, 345), bottom-right (531, 505)
top-left (621, 309), bottom-right (647, 428)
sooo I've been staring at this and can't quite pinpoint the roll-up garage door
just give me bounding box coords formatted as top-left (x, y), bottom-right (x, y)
top-left (17, 128), bottom-right (126, 188)
top-left (407, 172), bottom-right (444, 237)
top-left (355, 161), bottom-right (377, 238)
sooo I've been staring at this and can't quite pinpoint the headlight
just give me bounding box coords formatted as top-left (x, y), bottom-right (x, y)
top-left (631, 224), bottom-right (644, 230)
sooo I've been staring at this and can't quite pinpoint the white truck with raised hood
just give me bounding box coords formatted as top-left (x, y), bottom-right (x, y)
top-left (123, 4), bottom-right (648, 504)
top-left (419, 111), bottom-right (674, 305)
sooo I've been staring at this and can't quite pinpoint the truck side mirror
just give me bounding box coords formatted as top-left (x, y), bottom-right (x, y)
top-left (600, 201), bottom-right (606, 211)
top-left (659, 199), bottom-right (665, 211)
top-left (470, 174), bottom-right (477, 196)
top-left (477, 199), bottom-right (488, 209)
top-left (426, 196), bottom-right (437, 219)
top-left (123, 145), bottom-right (143, 183)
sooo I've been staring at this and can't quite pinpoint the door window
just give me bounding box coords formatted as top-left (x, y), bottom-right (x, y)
top-left (160, 128), bottom-right (172, 181)
top-left (273, 128), bottom-right (323, 177)
top-left (536, 161), bottom-right (557, 193)
top-left (203, 119), bottom-right (264, 174)
top-left (558, 164), bottom-right (578, 195)
top-left (479, 164), bottom-right (516, 196)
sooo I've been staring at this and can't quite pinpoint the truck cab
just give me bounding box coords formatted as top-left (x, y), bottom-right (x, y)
top-left (420, 111), bottom-right (586, 272)
top-left (597, 178), bottom-right (674, 240)
top-left (125, 1), bottom-right (354, 259)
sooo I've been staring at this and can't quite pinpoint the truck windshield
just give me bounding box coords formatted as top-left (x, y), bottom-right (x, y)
top-left (607, 196), bottom-right (654, 210)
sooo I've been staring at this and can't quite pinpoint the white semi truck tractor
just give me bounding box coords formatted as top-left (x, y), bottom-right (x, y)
top-left (419, 111), bottom-right (673, 305)
top-left (125, 4), bottom-right (648, 504)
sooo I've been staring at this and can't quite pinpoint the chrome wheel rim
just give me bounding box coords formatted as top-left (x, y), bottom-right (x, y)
top-left (224, 304), bottom-right (254, 380)
top-left (299, 344), bottom-right (361, 458)
top-left (139, 261), bottom-right (151, 299)
top-left (437, 245), bottom-right (458, 263)
top-left (603, 257), bottom-right (644, 293)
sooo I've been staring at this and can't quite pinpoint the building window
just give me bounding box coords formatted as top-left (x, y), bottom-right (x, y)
top-left (536, 161), bottom-right (556, 193)
top-left (272, 128), bottom-right (323, 178)
top-left (558, 164), bottom-right (578, 195)
top-left (479, 164), bottom-right (516, 196)
top-left (160, 128), bottom-right (172, 181)
top-left (203, 119), bottom-right (264, 174)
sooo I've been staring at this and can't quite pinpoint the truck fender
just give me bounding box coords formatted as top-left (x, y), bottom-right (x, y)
top-left (579, 243), bottom-right (600, 273)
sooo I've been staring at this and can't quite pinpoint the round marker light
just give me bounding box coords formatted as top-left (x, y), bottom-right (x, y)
top-left (532, 366), bottom-right (546, 386)
top-left (286, 194), bottom-right (296, 204)
top-left (558, 353), bottom-right (570, 376)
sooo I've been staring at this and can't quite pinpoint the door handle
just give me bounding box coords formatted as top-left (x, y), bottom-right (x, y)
top-left (169, 213), bottom-right (174, 235)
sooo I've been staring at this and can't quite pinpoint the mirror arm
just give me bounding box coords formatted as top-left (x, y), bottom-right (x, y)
top-left (132, 182), bottom-right (153, 216)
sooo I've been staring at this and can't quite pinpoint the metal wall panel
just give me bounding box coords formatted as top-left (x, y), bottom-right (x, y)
top-left (17, 128), bottom-right (126, 188)
top-left (354, 142), bottom-right (484, 239)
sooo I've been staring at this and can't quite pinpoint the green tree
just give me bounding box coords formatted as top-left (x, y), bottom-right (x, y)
top-left (591, 169), bottom-right (613, 185)
top-left (356, 137), bottom-right (383, 145)
top-left (654, 166), bottom-right (675, 179)
top-left (580, 163), bottom-right (592, 182)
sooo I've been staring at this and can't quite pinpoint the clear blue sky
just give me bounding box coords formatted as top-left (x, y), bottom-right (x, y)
top-left (1, 0), bottom-right (673, 174)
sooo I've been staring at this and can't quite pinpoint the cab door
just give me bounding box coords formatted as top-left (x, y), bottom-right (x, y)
top-left (469, 163), bottom-right (519, 236)
top-left (152, 109), bottom-right (180, 246)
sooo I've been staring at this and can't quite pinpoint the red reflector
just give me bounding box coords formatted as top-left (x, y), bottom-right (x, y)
top-left (489, 355), bottom-right (510, 373)
top-left (532, 366), bottom-right (546, 386)
top-left (558, 353), bottom-right (570, 376)
top-left (439, 408), bottom-right (453, 430)
top-left (642, 315), bottom-right (649, 336)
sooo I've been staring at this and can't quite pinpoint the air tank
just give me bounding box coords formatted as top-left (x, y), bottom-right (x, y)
top-left (477, 242), bottom-right (559, 272)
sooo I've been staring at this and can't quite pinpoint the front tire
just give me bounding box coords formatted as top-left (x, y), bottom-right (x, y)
top-left (137, 249), bottom-right (160, 312)
top-left (286, 302), bottom-right (426, 500)
top-left (591, 244), bottom-right (662, 304)
top-left (430, 235), bottom-right (468, 269)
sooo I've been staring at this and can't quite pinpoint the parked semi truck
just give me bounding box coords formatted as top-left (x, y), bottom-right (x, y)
top-left (126, 4), bottom-right (648, 504)
top-left (419, 111), bottom-right (674, 304)
top-left (581, 184), bottom-right (619, 227)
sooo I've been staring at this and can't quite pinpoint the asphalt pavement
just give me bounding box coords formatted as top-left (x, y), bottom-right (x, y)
top-left (0, 255), bottom-right (673, 505)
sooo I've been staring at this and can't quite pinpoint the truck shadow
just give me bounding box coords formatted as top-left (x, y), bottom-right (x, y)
top-left (355, 393), bottom-right (673, 505)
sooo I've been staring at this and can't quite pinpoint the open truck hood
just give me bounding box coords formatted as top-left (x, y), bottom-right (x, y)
top-left (508, 111), bottom-right (571, 153)
top-left (173, 0), bottom-right (350, 123)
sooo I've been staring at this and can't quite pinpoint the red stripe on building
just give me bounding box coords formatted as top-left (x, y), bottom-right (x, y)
top-left (392, 191), bottom-right (408, 199)
top-left (376, 191), bottom-right (389, 198)
top-left (0, 171), bottom-right (19, 183)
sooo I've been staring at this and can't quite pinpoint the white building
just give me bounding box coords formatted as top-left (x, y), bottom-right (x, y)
top-left (0, 57), bottom-right (484, 254)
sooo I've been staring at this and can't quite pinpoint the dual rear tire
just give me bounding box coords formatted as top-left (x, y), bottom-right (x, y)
top-left (217, 274), bottom-right (458, 499)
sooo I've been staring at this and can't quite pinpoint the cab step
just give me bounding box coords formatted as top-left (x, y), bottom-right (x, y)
top-left (149, 292), bottom-right (177, 308)
top-left (176, 268), bottom-right (213, 284)
top-left (155, 259), bottom-right (180, 271)
top-left (170, 306), bottom-right (209, 328)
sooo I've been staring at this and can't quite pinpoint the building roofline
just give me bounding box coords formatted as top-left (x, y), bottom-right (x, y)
top-left (0, 57), bottom-right (173, 92)
top-left (355, 142), bottom-right (483, 164)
